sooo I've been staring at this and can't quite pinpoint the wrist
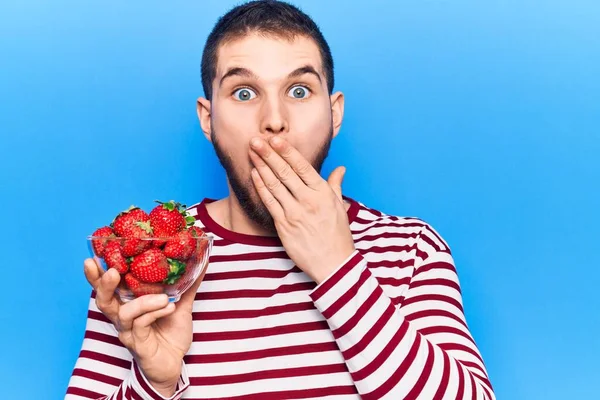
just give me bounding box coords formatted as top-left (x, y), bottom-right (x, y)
top-left (147, 379), bottom-right (178, 397)
top-left (311, 248), bottom-right (357, 284)
top-left (133, 358), bottom-right (182, 398)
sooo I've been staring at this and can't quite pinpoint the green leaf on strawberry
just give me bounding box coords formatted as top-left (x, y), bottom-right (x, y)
top-left (185, 216), bottom-right (196, 227)
top-left (163, 201), bottom-right (176, 211)
top-left (164, 258), bottom-right (186, 285)
top-left (135, 220), bottom-right (153, 234)
top-left (154, 199), bottom-right (187, 212)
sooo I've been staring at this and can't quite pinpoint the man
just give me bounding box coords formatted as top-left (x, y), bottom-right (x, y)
top-left (66, 1), bottom-right (495, 399)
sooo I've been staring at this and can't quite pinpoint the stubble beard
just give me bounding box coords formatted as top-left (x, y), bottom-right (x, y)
top-left (210, 126), bottom-right (333, 235)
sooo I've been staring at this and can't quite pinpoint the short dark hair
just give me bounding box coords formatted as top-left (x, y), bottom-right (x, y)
top-left (201, 0), bottom-right (334, 101)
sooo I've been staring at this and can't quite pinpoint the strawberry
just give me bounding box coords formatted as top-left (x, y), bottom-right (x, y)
top-left (130, 248), bottom-right (169, 283)
top-left (163, 230), bottom-right (196, 261)
top-left (189, 226), bottom-right (209, 260)
top-left (102, 240), bottom-right (129, 274)
top-left (152, 239), bottom-right (166, 249)
top-left (124, 273), bottom-right (164, 297)
top-left (189, 226), bottom-right (206, 238)
top-left (149, 200), bottom-right (196, 246)
top-left (175, 245), bottom-right (209, 292)
top-left (91, 226), bottom-right (115, 257)
top-left (112, 206), bottom-right (153, 257)
top-left (122, 237), bottom-right (152, 258)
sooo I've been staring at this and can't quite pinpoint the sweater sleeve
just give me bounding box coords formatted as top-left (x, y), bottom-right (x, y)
top-left (64, 291), bottom-right (190, 400)
top-left (309, 223), bottom-right (495, 399)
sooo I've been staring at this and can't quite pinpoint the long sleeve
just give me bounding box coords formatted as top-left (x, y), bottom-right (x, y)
top-left (65, 292), bottom-right (191, 400)
top-left (309, 222), bottom-right (495, 399)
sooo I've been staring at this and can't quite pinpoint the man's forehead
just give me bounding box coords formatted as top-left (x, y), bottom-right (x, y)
top-left (215, 33), bottom-right (324, 80)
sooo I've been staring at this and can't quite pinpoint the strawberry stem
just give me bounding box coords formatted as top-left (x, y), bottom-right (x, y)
top-left (154, 199), bottom-right (190, 213)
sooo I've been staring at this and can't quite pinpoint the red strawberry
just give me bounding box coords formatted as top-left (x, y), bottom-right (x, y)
top-left (124, 273), bottom-right (164, 297)
top-left (122, 238), bottom-right (152, 258)
top-left (176, 244), bottom-right (209, 291)
top-left (102, 241), bottom-right (129, 274)
top-left (163, 230), bottom-right (196, 261)
top-left (189, 226), bottom-right (206, 238)
top-left (152, 239), bottom-right (166, 249)
top-left (112, 206), bottom-right (153, 257)
top-left (189, 226), bottom-right (209, 260)
top-left (91, 226), bottom-right (115, 257)
top-left (130, 248), bottom-right (169, 283)
top-left (149, 200), bottom-right (196, 246)
top-left (175, 228), bottom-right (210, 289)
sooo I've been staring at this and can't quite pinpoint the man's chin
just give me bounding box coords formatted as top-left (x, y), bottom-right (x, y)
top-left (210, 125), bottom-right (333, 236)
top-left (241, 194), bottom-right (277, 234)
top-left (229, 176), bottom-right (277, 234)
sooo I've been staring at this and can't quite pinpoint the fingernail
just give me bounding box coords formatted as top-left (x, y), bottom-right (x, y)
top-left (270, 136), bottom-right (282, 146)
top-left (251, 138), bottom-right (262, 148)
top-left (152, 294), bottom-right (168, 306)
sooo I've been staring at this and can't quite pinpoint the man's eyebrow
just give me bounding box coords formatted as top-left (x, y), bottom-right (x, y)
top-left (219, 67), bottom-right (258, 86)
top-left (288, 65), bottom-right (322, 83)
top-left (219, 65), bottom-right (323, 86)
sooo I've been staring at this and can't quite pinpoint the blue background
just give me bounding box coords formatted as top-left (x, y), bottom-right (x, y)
top-left (1, 1), bottom-right (598, 399)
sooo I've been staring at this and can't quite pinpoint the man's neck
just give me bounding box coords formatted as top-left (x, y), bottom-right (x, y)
top-left (205, 191), bottom-right (277, 237)
top-left (226, 194), bottom-right (278, 237)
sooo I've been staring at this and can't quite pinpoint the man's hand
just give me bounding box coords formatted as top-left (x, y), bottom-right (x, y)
top-left (84, 259), bottom-right (205, 396)
top-left (249, 136), bottom-right (356, 283)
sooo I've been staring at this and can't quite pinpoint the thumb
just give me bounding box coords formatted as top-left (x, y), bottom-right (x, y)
top-left (327, 166), bottom-right (346, 202)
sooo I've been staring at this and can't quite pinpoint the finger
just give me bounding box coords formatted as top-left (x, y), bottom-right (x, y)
top-left (249, 149), bottom-right (297, 209)
top-left (118, 294), bottom-right (170, 332)
top-left (251, 167), bottom-right (285, 221)
top-left (249, 137), bottom-right (306, 197)
top-left (327, 166), bottom-right (346, 203)
top-left (268, 136), bottom-right (323, 189)
top-left (84, 258), bottom-right (103, 290)
top-left (94, 267), bottom-right (122, 323)
top-left (132, 303), bottom-right (176, 342)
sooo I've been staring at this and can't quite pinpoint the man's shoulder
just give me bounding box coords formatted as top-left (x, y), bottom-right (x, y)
top-left (349, 196), bottom-right (452, 254)
top-left (348, 195), bottom-right (430, 227)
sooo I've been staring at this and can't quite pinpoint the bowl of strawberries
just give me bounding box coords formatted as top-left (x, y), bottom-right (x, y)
top-left (87, 200), bottom-right (213, 302)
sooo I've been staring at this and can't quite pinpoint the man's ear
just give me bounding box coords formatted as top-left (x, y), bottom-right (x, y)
top-left (330, 91), bottom-right (345, 138)
top-left (196, 97), bottom-right (212, 142)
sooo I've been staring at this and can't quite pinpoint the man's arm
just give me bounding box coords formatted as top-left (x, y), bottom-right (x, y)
top-left (309, 221), bottom-right (495, 399)
top-left (247, 136), bottom-right (494, 398)
top-left (65, 291), bottom-right (190, 400)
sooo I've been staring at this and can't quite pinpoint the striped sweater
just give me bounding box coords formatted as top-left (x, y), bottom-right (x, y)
top-left (66, 196), bottom-right (495, 399)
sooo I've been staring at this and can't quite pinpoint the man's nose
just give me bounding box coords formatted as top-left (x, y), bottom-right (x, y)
top-left (259, 96), bottom-right (289, 135)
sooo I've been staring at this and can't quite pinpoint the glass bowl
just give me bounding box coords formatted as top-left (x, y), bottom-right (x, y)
top-left (87, 234), bottom-right (213, 302)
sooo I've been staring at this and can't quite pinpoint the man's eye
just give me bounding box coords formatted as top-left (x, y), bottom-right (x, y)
top-left (288, 86), bottom-right (310, 99)
top-left (233, 88), bottom-right (257, 101)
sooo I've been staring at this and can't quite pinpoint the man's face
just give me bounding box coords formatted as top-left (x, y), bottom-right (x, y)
top-left (199, 33), bottom-right (343, 232)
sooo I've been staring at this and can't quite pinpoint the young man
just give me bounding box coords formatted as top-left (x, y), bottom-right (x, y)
top-left (66, 1), bottom-right (495, 399)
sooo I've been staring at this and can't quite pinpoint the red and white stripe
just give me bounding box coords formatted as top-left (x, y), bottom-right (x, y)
top-left (65, 197), bottom-right (495, 399)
